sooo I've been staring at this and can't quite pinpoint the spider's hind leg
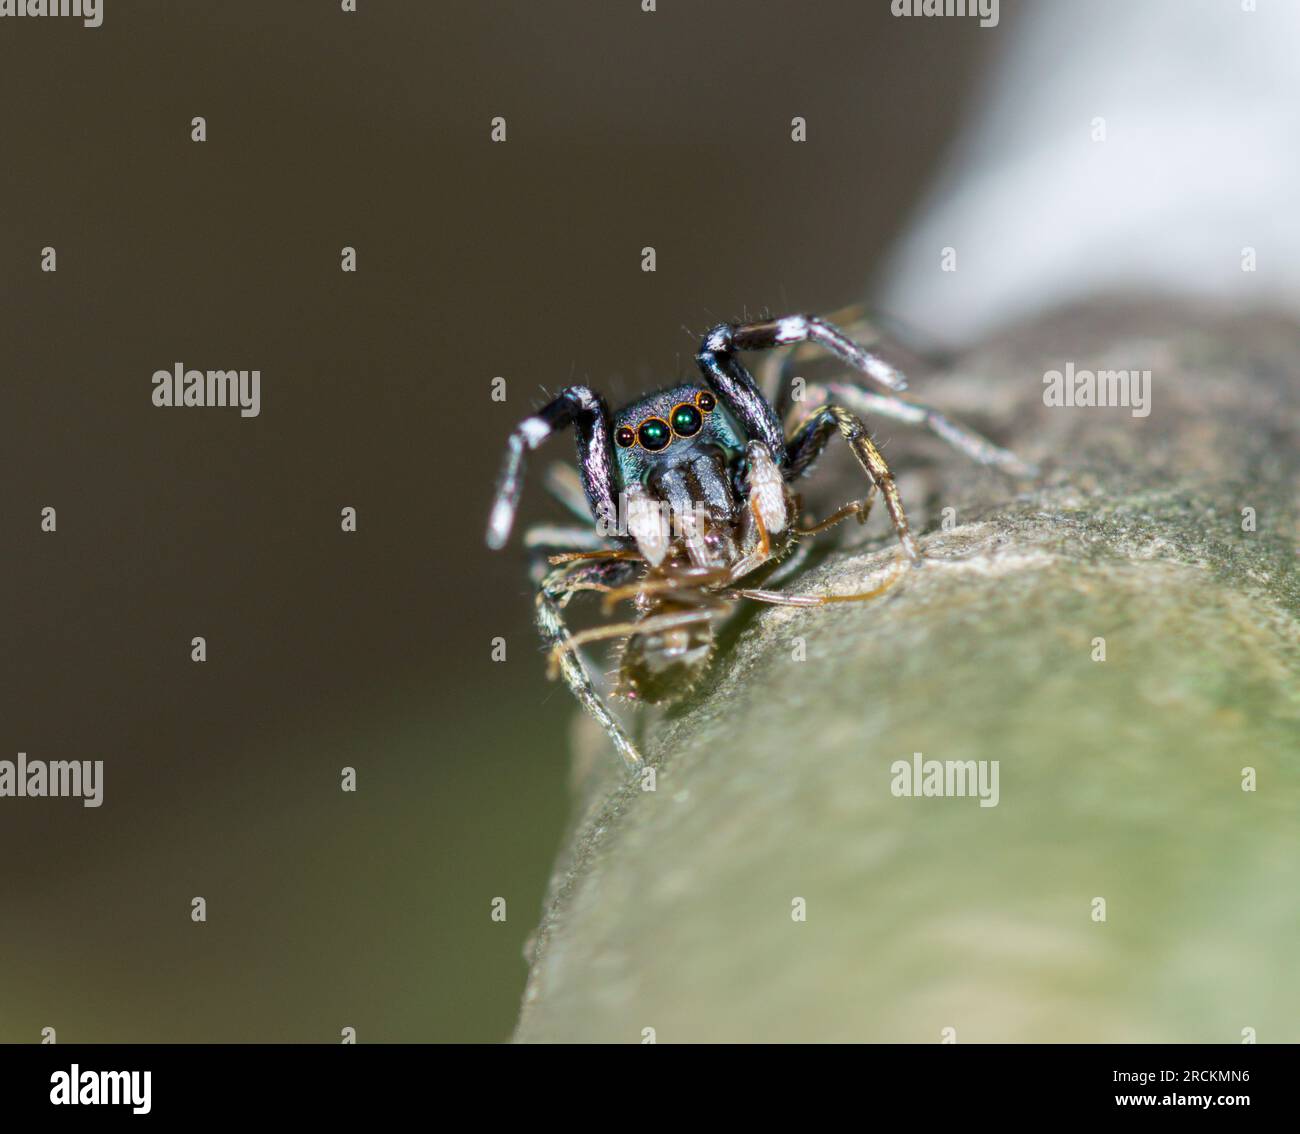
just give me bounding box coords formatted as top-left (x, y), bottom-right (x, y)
top-left (802, 381), bottom-right (1036, 477)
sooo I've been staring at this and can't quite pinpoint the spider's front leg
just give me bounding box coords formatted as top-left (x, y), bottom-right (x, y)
top-left (486, 385), bottom-right (619, 550)
top-left (696, 314), bottom-right (909, 464)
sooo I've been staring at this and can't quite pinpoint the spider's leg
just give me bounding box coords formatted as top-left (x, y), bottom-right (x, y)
top-left (764, 303), bottom-right (964, 410)
top-left (697, 314), bottom-right (909, 466)
top-left (797, 381), bottom-right (1036, 477)
top-left (543, 462), bottom-right (598, 522)
top-left (487, 386), bottom-right (619, 549)
top-left (786, 404), bottom-right (921, 565)
top-left (536, 557), bottom-right (644, 770)
top-left (695, 325), bottom-right (788, 462)
top-left (756, 312), bottom-right (1033, 475)
top-left (760, 303), bottom-right (885, 402)
top-left (523, 523), bottom-right (610, 555)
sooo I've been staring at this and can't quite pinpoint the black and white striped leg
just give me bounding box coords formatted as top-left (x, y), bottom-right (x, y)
top-left (486, 386), bottom-right (619, 549)
top-left (700, 314), bottom-right (910, 457)
top-left (786, 404), bottom-right (921, 565)
top-left (696, 324), bottom-right (789, 462)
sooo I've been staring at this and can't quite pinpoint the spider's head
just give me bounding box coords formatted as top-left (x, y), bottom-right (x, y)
top-left (611, 384), bottom-right (745, 487)
top-left (609, 384), bottom-right (755, 568)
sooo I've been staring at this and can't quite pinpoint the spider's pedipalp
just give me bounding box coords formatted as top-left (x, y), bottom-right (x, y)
top-left (625, 481), bottom-right (671, 567)
top-left (743, 440), bottom-right (789, 539)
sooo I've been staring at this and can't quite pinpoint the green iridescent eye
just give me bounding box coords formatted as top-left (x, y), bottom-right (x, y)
top-left (637, 418), bottom-right (672, 451)
top-left (671, 403), bottom-right (703, 437)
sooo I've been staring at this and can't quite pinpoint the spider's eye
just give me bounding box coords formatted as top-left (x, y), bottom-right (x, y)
top-left (637, 418), bottom-right (672, 452)
top-left (616, 426), bottom-right (636, 448)
top-left (695, 390), bottom-right (716, 412)
top-left (670, 403), bottom-right (703, 438)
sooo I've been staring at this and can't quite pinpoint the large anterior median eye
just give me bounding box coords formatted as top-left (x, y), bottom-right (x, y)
top-left (670, 402), bottom-right (703, 438)
top-left (637, 417), bottom-right (672, 451)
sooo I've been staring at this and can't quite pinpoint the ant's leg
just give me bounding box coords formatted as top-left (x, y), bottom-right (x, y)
top-left (727, 564), bottom-right (907, 607)
top-left (799, 495), bottom-right (876, 535)
top-left (536, 557), bottom-right (644, 770)
top-left (487, 386), bottom-right (619, 549)
top-left (759, 536), bottom-right (815, 588)
top-left (786, 404), bottom-right (921, 565)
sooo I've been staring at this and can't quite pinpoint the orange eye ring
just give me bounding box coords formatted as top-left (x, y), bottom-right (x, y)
top-left (695, 390), bottom-right (717, 412)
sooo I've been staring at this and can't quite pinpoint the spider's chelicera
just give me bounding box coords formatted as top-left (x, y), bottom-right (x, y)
top-left (486, 311), bottom-right (1032, 770)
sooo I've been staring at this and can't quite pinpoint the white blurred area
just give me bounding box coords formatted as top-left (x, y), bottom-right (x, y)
top-left (878, 0), bottom-right (1300, 348)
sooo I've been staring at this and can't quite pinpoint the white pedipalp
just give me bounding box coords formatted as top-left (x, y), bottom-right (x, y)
top-left (625, 482), bottom-right (671, 566)
top-left (744, 441), bottom-right (789, 536)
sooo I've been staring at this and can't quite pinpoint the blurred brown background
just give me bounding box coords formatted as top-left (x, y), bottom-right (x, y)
top-left (2, 0), bottom-right (1010, 1041)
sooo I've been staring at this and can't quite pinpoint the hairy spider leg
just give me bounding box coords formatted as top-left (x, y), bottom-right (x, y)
top-left (696, 314), bottom-right (910, 471)
top-left (487, 385), bottom-right (619, 550)
top-left (792, 381), bottom-right (1036, 477)
top-left (786, 404), bottom-right (921, 565)
top-left (759, 311), bottom-right (1035, 476)
top-left (695, 325), bottom-right (788, 462)
top-left (523, 523), bottom-right (612, 555)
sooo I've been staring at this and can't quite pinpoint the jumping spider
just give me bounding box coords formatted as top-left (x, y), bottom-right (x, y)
top-left (486, 310), bottom-right (1031, 769)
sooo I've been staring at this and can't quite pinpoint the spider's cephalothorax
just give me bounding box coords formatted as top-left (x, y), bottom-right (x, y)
top-left (486, 310), bottom-right (1034, 770)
